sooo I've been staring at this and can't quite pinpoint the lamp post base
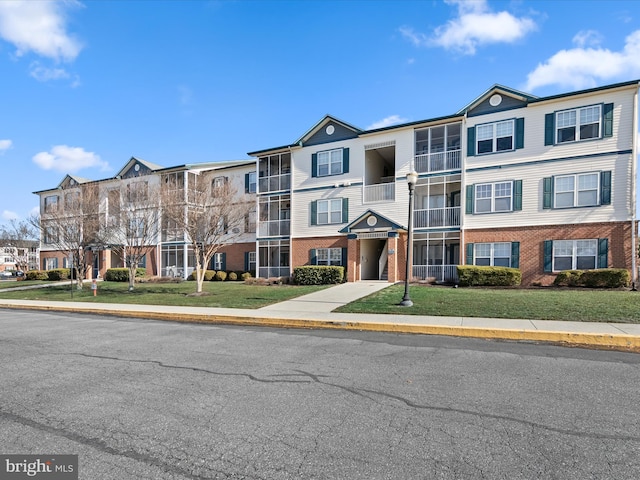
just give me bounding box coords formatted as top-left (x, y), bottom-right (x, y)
top-left (399, 298), bottom-right (413, 307)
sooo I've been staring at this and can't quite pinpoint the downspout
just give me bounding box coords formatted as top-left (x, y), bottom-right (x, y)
top-left (632, 83), bottom-right (639, 290)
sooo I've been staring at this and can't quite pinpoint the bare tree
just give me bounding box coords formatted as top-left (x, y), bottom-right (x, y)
top-left (162, 171), bottom-right (254, 294)
top-left (97, 183), bottom-right (161, 290)
top-left (0, 219), bottom-right (38, 271)
top-left (32, 182), bottom-right (101, 289)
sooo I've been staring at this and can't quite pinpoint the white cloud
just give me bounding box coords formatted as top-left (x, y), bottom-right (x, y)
top-left (367, 115), bottom-right (409, 130)
top-left (0, 0), bottom-right (83, 62)
top-left (32, 145), bottom-right (109, 173)
top-left (402, 0), bottom-right (536, 55)
top-left (572, 30), bottom-right (603, 48)
top-left (2, 210), bottom-right (18, 221)
top-left (29, 62), bottom-right (70, 81)
top-left (0, 139), bottom-right (12, 154)
top-left (524, 29), bottom-right (640, 91)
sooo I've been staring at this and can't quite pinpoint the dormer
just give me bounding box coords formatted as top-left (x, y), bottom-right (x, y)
top-left (116, 157), bottom-right (162, 180)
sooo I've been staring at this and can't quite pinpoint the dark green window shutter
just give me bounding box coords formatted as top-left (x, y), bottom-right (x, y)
top-left (342, 198), bottom-right (349, 223)
top-left (310, 249), bottom-right (317, 265)
top-left (544, 113), bottom-right (555, 146)
top-left (543, 177), bottom-right (553, 209)
top-left (311, 153), bottom-right (318, 178)
top-left (598, 238), bottom-right (608, 268)
top-left (515, 118), bottom-right (525, 149)
top-left (603, 103), bottom-right (614, 137)
top-left (465, 185), bottom-right (474, 214)
top-left (511, 242), bottom-right (520, 269)
top-left (513, 180), bottom-right (522, 211)
top-left (543, 240), bottom-right (553, 273)
top-left (341, 248), bottom-right (347, 267)
top-left (600, 170), bottom-right (611, 205)
top-left (244, 252), bottom-right (249, 271)
top-left (466, 243), bottom-right (474, 265)
top-left (467, 127), bottom-right (476, 156)
top-left (310, 200), bottom-right (317, 226)
top-left (244, 173), bottom-right (250, 193)
top-left (221, 253), bottom-right (226, 272)
top-left (342, 148), bottom-right (349, 173)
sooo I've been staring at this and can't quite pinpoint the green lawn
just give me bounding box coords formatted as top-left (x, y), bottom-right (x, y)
top-left (0, 280), bottom-right (56, 289)
top-left (0, 281), bottom-right (329, 309)
top-left (334, 284), bottom-right (640, 323)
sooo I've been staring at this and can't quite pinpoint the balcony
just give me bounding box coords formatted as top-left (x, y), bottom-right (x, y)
top-left (414, 206), bottom-right (461, 228)
top-left (258, 219), bottom-right (290, 237)
top-left (258, 173), bottom-right (291, 193)
top-left (413, 265), bottom-right (459, 284)
top-left (415, 149), bottom-right (461, 173)
top-left (363, 181), bottom-right (395, 203)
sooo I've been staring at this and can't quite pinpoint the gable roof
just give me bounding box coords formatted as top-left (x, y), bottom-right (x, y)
top-left (115, 156), bottom-right (163, 178)
top-left (294, 114), bottom-right (362, 146)
top-left (457, 84), bottom-right (537, 115)
top-left (339, 209), bottom-right (405, 233)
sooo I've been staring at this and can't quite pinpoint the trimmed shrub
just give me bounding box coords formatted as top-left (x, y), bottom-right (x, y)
top-left (293, 266), bottom-right (345, 285)
top-left (457, 265), bottom-right (521, 287)
top-left (214, 271), bottom-right (227, 281)
top-left (227, 271), bottom-right (238, 281)
top-left (187, 270), bottom-right (216, 281)
top-left (241, 272), bottom-right (252, 281)
top-left (555, 268), bottom-right (630, 288)
top-left (104, 268), bottom-right (146, 282)
top-left (46, 268), bottom-right (70, 281)
top-left (553, 270), bottom-right (584, 287)
top-left (26, 270), bottom-right (49, 280)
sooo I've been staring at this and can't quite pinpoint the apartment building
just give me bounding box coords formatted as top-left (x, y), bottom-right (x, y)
top-left (250, 80), bottom-right (638, 286)
top-left (35, 80), bottom-right (638, 286)
top-left (35, 157), bottom-right (256, 279)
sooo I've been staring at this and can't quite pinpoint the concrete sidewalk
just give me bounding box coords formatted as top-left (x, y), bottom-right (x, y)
top-left (1, 282), bottom-right (639, 353)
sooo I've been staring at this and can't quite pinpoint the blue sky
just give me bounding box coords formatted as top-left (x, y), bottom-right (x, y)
top-left (1, 0), bottom-right (639, 222)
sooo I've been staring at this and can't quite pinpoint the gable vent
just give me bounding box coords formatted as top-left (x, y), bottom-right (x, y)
top-left (365, 140), bottom-right (396, 150)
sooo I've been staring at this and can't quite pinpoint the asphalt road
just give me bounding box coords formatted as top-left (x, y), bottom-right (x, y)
top-left (1, 309), bottom-right (639, 480)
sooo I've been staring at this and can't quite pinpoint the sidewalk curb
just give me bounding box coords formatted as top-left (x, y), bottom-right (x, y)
top-left (3, 303), bottom-right (639, 353)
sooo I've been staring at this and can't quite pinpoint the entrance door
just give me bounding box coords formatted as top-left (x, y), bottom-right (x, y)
top-left (360, 239), bottom-right (387, 280)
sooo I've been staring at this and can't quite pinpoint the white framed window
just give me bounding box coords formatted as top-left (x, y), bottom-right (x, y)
top-left (213, 176), bottom-right (227, 191)
top-left (317, 149), bottom-right (343, 176)
top-left (44, 257), bottom-right (58, 270)
top-left (44, 226), bottom-right (58, 244)
top-left (248, 251), bottom-right (256, 271)
top-left (316, 248), bottom-right (342, 266)
top-left (552, 239), bottom-right (597, 271)
top-left (474, 182), bottom-right (512, 213)
top-left (126, 181), bottom-right (148, 203)
top-left (476, 120), bottom-right (514, 154)
top-left (474, 243), bottom-right (511, 267)
top-left (213, 253), bottom-right (224, 271)
top-left (317, 199), bottom-right (343, 225)
top-left (44, 195), bottom-right (59, 213)
top-left (248, 172), bottom-right (256, 193)
top-left (554, 173), bottom-right (599, 208)
top-left (128, 218), bottom-right (145, 238)
top-left (556, 105), bottom-right (601, 143)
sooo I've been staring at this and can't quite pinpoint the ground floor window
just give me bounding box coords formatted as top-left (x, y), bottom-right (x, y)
top-left (474, 242), bottom-right (511, 267)
top-left (553, 239), bottom-right (597, 271)
top-left (313, 248), bottom-right (342, 266)
top-left (44, 257), bottom-right (58, 270)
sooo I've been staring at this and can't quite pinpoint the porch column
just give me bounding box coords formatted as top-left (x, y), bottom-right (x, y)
top-left (347, 234), bottom-right (358, 282)
top-left (387, 232), bottom-right (398, 283)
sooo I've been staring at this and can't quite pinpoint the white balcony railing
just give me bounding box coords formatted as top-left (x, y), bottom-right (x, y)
top-left (258, 174), bottom-right (291, 193)
top-left (364, 182), bottom-right (395, 203)
top-left (412, 265), bottom-right (459, 283)
top-left (258, 220), bottom-right (290, 237)
top-left (414, 207), bottom-right (461, 228)
top-left (414, 150), bottom-right (461, 173)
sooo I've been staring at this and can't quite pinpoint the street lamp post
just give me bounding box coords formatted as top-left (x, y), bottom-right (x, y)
top-left (400, 171), bottom-right (418, 307)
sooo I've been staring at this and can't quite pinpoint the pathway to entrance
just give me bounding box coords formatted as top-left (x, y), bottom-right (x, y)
top-left (258, 281), bottom-right (391, 313)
